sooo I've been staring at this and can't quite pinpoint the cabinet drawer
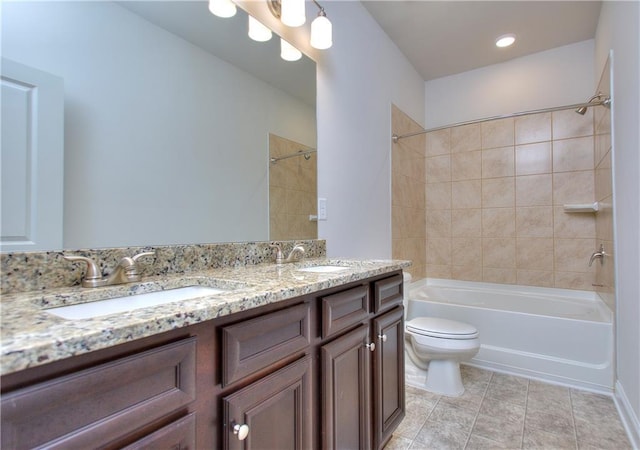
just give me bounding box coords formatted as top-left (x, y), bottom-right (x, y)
top-left (123, 413), bottom-right (196, 450)
top-left (222, 302), bottom-right (311, 386)
top-left (321, 284), bottom-right (370, 339)
top-left (1, 337), bottom-right (196, 450)
top-left (373, 274), bottom-right (403, 313)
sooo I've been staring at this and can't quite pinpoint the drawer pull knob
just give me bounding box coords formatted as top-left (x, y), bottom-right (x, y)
top-left (365, 342), bottom-right (376, 352)
top-left (233, 423), bottom-right (250, 440)
top-left (378, 333), bottom-right (387, 342)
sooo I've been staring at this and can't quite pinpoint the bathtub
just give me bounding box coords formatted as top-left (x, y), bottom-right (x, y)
top-left (407, 278), bottom-right (614, 393)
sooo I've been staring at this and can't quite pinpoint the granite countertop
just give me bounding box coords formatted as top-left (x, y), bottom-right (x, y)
top-left (0, 258), bottom-right (410, 376)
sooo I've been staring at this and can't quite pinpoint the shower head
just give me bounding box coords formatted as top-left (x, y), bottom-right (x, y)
top-left (575, 93), bottom-right (610, 115)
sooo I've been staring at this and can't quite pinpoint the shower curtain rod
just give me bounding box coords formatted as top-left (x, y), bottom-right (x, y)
top-left (392, 97), bottom-right (611, 143)
top-left (270, 148), bottom-right (317, 164)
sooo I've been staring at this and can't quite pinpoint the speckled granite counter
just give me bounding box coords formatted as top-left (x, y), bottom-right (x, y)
top-left (1, 258), bottom-right (410, 376)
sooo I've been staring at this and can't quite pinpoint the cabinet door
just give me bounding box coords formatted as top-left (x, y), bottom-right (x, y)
top-left (223, 355), bottom-right (312, 450)
top-left (372, 306), bottom-right (405, 449)
top-left (321, 324), bottom-right (372, 450)
top-left (122, 413), bottom-right (196, 450)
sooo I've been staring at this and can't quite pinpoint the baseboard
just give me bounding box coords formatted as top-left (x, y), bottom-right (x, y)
top-left (615, 380), bottom-right (640, 450)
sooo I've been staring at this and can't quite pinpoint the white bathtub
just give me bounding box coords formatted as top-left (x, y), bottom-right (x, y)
top-left (407, 278), bottom-right (614, 393)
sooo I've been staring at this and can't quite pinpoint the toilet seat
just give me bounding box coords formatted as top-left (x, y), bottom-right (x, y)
top-left (406, 317), bottom-right (479, 340)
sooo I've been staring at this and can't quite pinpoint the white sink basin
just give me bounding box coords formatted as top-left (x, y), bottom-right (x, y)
top-left (297, 265), bottom-right (349, 273)
top-left (46, 286), bottom-right (227, 320)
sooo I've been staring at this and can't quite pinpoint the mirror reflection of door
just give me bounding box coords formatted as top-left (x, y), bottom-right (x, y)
top-left (269, 133), bottom-right (317, 241)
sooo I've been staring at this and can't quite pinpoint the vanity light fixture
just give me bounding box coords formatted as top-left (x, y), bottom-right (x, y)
top-left (208, 0), bottom-right (237, 18)
top-left (248, 15), bottom-right (273, 42)
top-left (281, 0), bottom-right (306, 27)
top-left (268, 0), bottom-right (333, 50)
top-left (280, 38), bottom-right (302, 61)
top-left (495, 33), bottom-right (516, 48)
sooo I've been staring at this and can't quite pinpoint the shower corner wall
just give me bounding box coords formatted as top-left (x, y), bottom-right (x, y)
top-left (391, 104), bottom-right (426, 279)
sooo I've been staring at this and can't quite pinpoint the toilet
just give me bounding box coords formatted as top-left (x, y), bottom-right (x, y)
top-left (402, 273), bottom-right (480, 397)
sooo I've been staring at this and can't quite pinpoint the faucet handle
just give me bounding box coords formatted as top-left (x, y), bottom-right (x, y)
top-left (63, 255), bottom-right (102, 282)
top-left (269, 243), bottom-right (284, 264)
top-left (132, 251), bottom-right (156, 263)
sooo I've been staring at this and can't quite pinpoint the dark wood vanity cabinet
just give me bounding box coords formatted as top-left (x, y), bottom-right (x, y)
top-left (1, 271), bottom-right (405, 449)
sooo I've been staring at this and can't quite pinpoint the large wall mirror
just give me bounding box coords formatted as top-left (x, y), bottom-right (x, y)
top-left (1, 0), bottom-right (316, 251)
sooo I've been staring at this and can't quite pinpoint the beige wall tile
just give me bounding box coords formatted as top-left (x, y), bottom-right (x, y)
top-left (482, 177), bottom-right (515, 208)
top-left (481, 118), bottom-right (514, 149)
top-left (451, 123), bottom-right (482, 153)
top-left (515, 142), bottom-right (552, 175)
top-left (516, 206), bottom-right (553, 237)
top-left (407, 207), bottom-right (427, 239)
top-left (554, 238), bottom-right (596, 273)
top-left (594, 131), bottom-right (612, 168)
top-left (516, 237), bottom-right (554, 270)
top-left (553, 206), bottom-right (596, 238)
top-left (553, 137), bottom-right (594, 172)
top-left (483, 238), bottom-right (516, 269)
top-left (427, 264), bottom-right (451, 279)
top-left (451, 151), bottom-right (482, 181)
top-left (482, 208), bottom-right (515, 237)
top-left (517, 270), bottom-right (554, 288)
top-left (452, 180), bottom-right (482, 209)
top-left (452, 237), bottom-right (482, 267)
top-left (553, 171), bottom-right (595, 206)
top-left (554, 271), bottom-right (594, 291)
top-left (426, 210), bottom-right (451, 238)
top-left (516, 174), bottom-right (553, 206)
top-left (451, 209), bottom-right (482, 237)
top-left (595, 151), bottom-right (612, 201)
top-left (427, 129), bottom-right (450, 157)
top-left (426, 155), bottom-right (451, 183)
top-left (452, 265), bottom-right (483, 282)
top-left (515, 112), bottom-right (551, 145)
top-left (403, 238), bottom-right (427, 268)
top-left (595, 199), bottom-right (614, 241)
top-left (483, 268), bottom-right (516, 284)
top-left (426, 182), bottom-right (452, 210)
top-left (482, 147), bottom-right (515, 178)
top-left (552, 109), bottom-right (593, 140)
top-left (426, 238), bottom-right (451, 265)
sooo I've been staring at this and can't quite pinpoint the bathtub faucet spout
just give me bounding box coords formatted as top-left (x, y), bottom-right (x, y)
top-left (588, 244), bottom-right (606, 267)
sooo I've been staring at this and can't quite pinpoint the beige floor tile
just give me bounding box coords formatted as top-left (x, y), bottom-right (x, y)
top-left (523, 425), bottom-right (577, 449)
top-left (466, 433), bottom-right (516, 449)
top-left (384, 434), bottom-right (414, 450)
top-left (525, 408), bottom-right (575, 440)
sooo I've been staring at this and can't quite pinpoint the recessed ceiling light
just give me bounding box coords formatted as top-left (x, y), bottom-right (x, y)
top-left (495, 34), bottom-right (516, 48)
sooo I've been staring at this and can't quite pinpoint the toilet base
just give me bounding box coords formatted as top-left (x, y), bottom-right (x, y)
top-left (424, 359), bottom-right (465, 397)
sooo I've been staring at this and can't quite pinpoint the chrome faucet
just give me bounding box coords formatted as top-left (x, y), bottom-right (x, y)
top-left (588, 244), bottom-right (606, 267)
top-left (270, 243), bottom-right (305, 265)
top-left (64, 251), bottom-right (156, 288)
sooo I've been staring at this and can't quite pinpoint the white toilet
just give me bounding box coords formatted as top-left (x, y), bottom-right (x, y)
top-left (403, 273), bottom-right (480, 397)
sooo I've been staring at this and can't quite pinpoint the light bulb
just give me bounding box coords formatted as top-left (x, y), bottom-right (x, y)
top-left (310, 11), bottom-right (332, 49)
top-left (281, 0), bottom-right (305, 27)
top-left (248, 16), bottom-right (272, 42)
top-left (280, 39), bottom-right (302, 61)
top-left (495, 34), bottom-right (516, 48)
top-left (208, 0), bottom-right (236, 18)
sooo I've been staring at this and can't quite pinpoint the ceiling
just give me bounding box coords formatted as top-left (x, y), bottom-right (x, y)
top-left (362, 1), bottom-right (602, 81)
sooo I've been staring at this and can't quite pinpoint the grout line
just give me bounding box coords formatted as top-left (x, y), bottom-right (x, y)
top-left (569, 389), bottom-right (580, 450)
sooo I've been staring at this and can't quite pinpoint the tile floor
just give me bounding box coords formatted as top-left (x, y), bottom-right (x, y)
top-left (385, 365), bottom-right (632, 450)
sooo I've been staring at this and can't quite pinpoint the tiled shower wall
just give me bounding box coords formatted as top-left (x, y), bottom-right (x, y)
top-left (392, 105), bottom-right (427, 279)
top-left (269, 133), bottom-right (317, 241)
top-left (594, 58), bottom-right (615, 310)
top-left (392, 103), bottom-right (609, 291)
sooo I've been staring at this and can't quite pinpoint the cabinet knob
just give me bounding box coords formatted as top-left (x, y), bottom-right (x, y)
top-left (365, 342), bottom-right (376, 352)
top-left (233, 423), bottom-right (250, 441)
top-left (378, 333), bottom-right (387, 342)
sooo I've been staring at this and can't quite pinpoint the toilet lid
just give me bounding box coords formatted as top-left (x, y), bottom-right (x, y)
top-left (406, 317), bottom-right (479, 339)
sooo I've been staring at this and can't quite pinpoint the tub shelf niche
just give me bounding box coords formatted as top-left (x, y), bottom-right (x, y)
top-left (563, 202), bottom-right (599, 213)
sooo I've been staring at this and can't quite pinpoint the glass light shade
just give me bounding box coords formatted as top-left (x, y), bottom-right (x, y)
top-left (495, 34), bottom-right (516, 48)
top-left (208, 0), bottom-right (236, 18)
top-left (248, 16), bottom-right (272, 42)
top-left (281, 0), bottom-right (305, 27)
top-left (280, 39), bottom-right (302, 61)
top-left (310, 14), bottom-right (332, 49)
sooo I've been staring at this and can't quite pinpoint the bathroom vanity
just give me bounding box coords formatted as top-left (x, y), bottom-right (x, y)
top-left (0, 256), bottom-right (407, 449)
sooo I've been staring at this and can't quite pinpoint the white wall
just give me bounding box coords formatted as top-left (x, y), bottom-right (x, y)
top-left (3, 2), bottom-right (315, 249)
top-left (424, 40), bottom-right (595, 129)
top-left (315, 1), bottom-right (425, 258)
top-left (595, 1), bottom-right (640, 443)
